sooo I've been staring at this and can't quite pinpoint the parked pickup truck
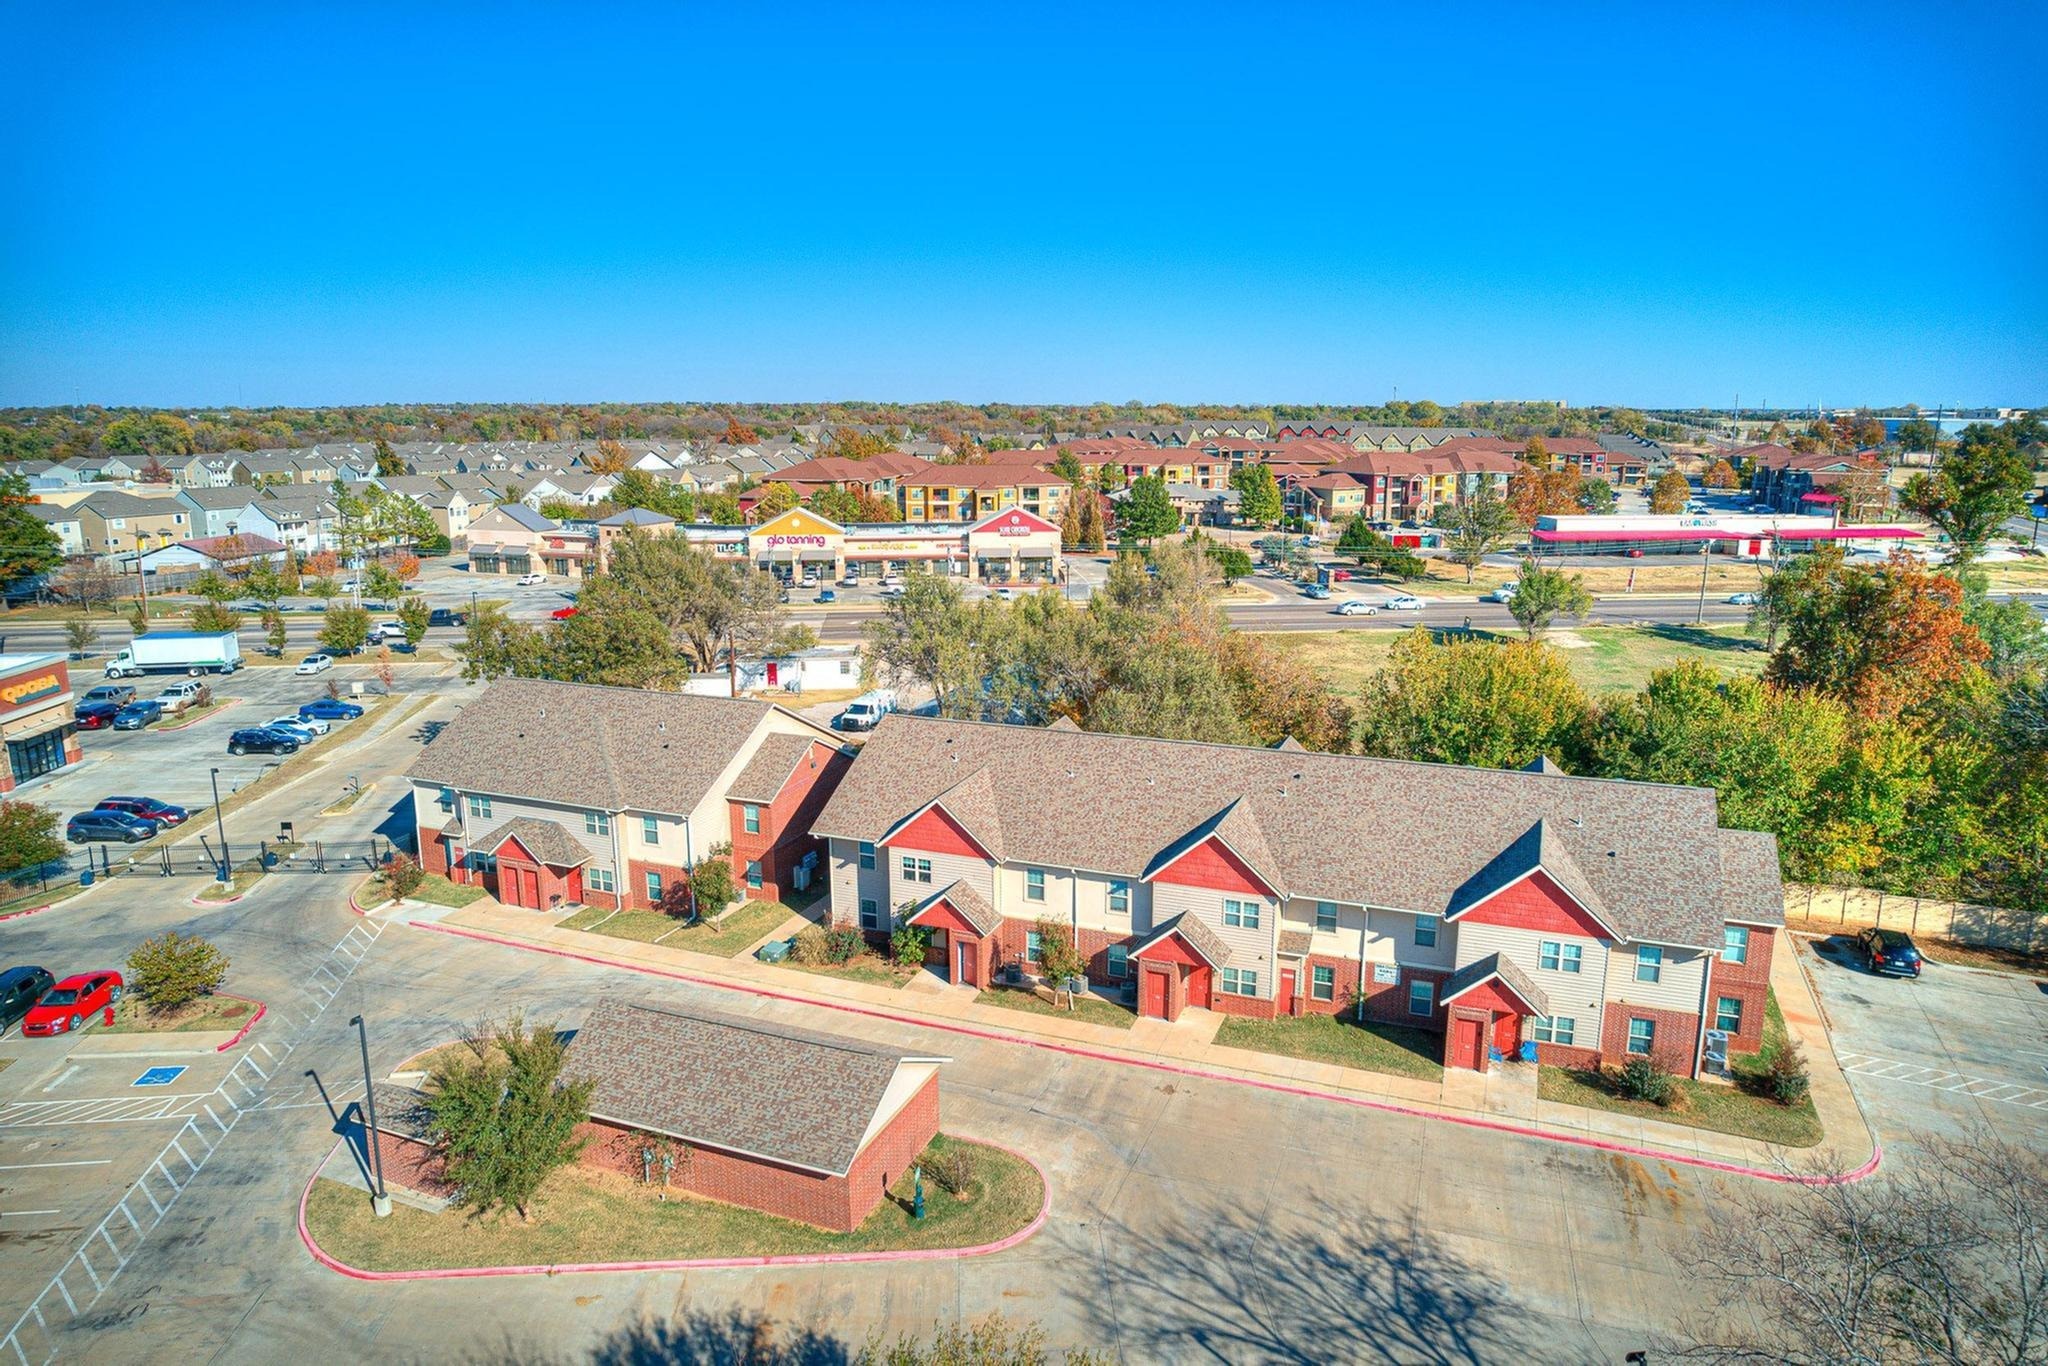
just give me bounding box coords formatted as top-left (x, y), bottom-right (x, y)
top-left (835, 689), bottom-right (899, 733)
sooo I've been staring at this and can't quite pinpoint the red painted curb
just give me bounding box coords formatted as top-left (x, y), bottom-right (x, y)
top-left (348, 879), bottom-right (389, 918)
top-left (298, 1135), bottom-right (1051, 1280)
top-left (416, 920), bottom-right (1880, 1188)
top-left (190, 890), bottom-right (247, 907)
top-left (0, 901), bottom-right (56, 922)
top-left (214, 993), bottom-right (267, 1052)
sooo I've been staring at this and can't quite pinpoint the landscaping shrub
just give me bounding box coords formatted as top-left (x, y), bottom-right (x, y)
top-left (384, 851), bottom-right (425, 900)
top-left (924, 1143), bottom-right (978, 1197)
top-left (892, 923), bottom-right (929, 967)
top-left (127, 931), bottom-right (229, 1013)
top-left (791, 925), bottom-right (832, 965)
top-left (1613, 1057), bottom-right (1675, 1106)
top-left (824, 928), bottom-right (865, 963)
top-left (1762, 1041), bottom-right (1811, 1105)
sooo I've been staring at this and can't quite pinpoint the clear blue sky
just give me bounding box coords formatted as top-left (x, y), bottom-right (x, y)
top-left (2, 2), bottom-right (2042, 409)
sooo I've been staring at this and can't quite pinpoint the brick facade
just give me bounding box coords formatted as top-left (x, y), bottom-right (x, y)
top-left (579, 1070), bottom-right (939, 1233)
top-left (1599, 1002), bottom-right (1701, 1077)
top-left (1298, 954), bottom-right (1361, 1017)
top-left (369, 1131), bottom-right (458, 1200)
top-left (727, 742), bottom-right (852, 904)
top-left (1357, 965), bottom-right (1450, 1030)
top-left (1707, 927), bottom-right (1776, 1056)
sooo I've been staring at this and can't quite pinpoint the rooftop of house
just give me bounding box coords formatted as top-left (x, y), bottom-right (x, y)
top-left (813, 715), bottom-right (1782, 949)
top-left (562, 997), bottom-right (945, 1177)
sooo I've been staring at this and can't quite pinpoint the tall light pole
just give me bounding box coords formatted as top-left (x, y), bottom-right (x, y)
top-left (349, 1015), bottom-right (392, 1217)
top-left (1695, 541), bottom-right (1712, 625)
top-left (208, 767), bottom-right (231, 884)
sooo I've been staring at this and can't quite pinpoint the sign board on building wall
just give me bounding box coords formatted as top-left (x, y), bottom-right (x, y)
top-left (0, 665), bottom-right (67, 716)
top-left (764, 534), bottom-right (830, 550)
top-left (1372, 962), bottom-right (1400, 985)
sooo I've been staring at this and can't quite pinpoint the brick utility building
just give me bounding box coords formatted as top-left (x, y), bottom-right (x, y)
top-left (812, 718), bottom-right (1784, 1078)
top-left (563, 998), bottom-right (946, 1232)
top-left (407, 680), bottom-right (850, 911)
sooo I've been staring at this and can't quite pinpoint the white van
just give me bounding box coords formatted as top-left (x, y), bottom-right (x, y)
top-left (836, 689), bottom-right (899, 733)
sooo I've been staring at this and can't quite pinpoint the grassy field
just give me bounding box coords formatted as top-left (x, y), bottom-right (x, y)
top-left (776, 951), bottom-right (919, 989)
top-left (303, 1134), bottom-right (1039, 1270)
top-left (556, 899), bottom-right (796, 956)
top-left (975, 984), bottom-right (1137, 1030)
top-left (104, 993), bottom-right (255, 1033)
top-left (1263, 622), bottom-right (1770, 695)
top-left (407, 873), bottom-right (488, 909)
top-left (1213, 1012), bottom-right (1444, 1081)
top-left (1538, 992), bottom-right (1822, 1147)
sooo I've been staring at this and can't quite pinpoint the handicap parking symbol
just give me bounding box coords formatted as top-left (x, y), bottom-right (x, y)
top-left (132, 1066), bottom-right (187, 1087)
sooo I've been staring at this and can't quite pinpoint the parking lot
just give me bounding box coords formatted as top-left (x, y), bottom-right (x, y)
top-left (1797, 934), bottom-right (2048, 1144)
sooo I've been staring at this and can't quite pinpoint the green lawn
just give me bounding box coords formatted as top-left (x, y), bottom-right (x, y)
top-left (976, 984), bottom-right (1136, 1030)
top-left (1538, 992), bottom-right (1823, 1147)
top-left (658, 899), bottom-right (797, 956)
top-left (1263, 622), bottom-right (1769, 696)
top-left (1214, 1011), bottom-right (1444, 1081)
top-left (303, 1135), bottom-right (1039, 1270)
top-left (406, 873), bottom-right (487, 909)
top-left (553, 907), bottom-right (678, 943)
top-left (104, 993), bottom-right (255, 1033)
top-left (777, 952), bottom-right (918, 989)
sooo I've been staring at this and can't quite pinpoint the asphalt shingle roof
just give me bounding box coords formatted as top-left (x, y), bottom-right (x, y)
top-left (1718, 829), bottom-right (1786, 927)
top-left (562, 997), bottom-right (939, 1177)
top-left (1440, 952), bottom-right (1551, 1019)
top-left (815, 716), bottom-right (1761, 950)
top-left (912, 880), bottom-right (1002, 937)
top-left (724, 733), bottom-right (817, 805)
top-left (1129, 912), bottom-right (1232, 967)
top-left (472, 817), bottom-right (591, 868)
top-left (408, 679), bottom-right (813, 818)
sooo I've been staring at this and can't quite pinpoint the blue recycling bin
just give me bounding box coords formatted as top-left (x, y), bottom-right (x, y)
top-left (79, 868), bottom-right (94, 888)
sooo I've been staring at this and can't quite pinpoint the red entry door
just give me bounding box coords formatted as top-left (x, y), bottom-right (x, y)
top-left (1143, 967), bottom-right (1168, 1019)
top-left (956, 940), bottom-right (974, 987)
top-left (1280, 968), bottom-right (1298, 1015)
top-left (1450, 1016), bottom-right (1484, 1071)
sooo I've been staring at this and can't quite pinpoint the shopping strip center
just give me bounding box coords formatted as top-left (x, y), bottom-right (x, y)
top-left (678, 507), bottom-right (1067, 583)
top-left (1529, 513), bottom-right (1925, 559)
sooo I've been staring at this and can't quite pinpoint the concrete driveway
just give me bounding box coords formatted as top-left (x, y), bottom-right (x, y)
top-left (1797, 935), bottom-right (2048, 1144)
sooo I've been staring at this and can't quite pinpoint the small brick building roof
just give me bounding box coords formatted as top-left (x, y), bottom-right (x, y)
top-left (909, 879), bottom-right (1001, 937)
top-left (472, 817), bottom-right (591, 868)
top-left (562, 998), bottom-right (947, 1177)
top-left (1440, 952), bottom-right (1551, 1019)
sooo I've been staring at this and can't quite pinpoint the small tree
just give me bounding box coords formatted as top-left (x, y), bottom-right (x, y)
top-left (0, 801), bottom-right (65, 878)
top-left (397, 594), bottom-right (430, 650)
top-left (383, 851), bottom-right (425, 900)
top-left (1761, 1040), bottom-right (1810, 1105)
top-left (1649, 470), bottom-right (1693, 514)
top-left (128, 601), bottom-right (150, 636)
top-left (190, 570), bottom-right (236, 604)
top-left (320, 604), bottom-right (371, 655)
top-left (364, 561), bottom-right (403, 606)
top-left (1032, 918), bottom-right (1090, 1008)
top-left (1702, 458), bottom-right (1739, 489)
top-left (189, 602), bottom-right (243, 634)
top-left (263, 607), bottom-right (289, 657)
top-left (1438, 483), bottom-right (1518, 582)
top-left (891, 922), bottom-right (930, 967)
top-left (1612, 1056), bottom-right (1674, 1105)
top-left (1505, 558), bottom-right (1593, 639)
top-left (689, 842), bottom-right (736, 915)
top-left (306, 575), bottom-right (339, 601)
top-left (426, 1014), bottom-right (593, 1222)
top-left (63, 617), bottom-right (99, 660)
top-left (1576, 477), bottom-right (1617, 514)
top-left (126, 931), bottom-right (229, 1014)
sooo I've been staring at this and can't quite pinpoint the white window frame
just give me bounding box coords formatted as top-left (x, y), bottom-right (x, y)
top-left (1107, 945), bottom-right (1128, 979)
top-left (1315, 901), bottom-right (1338, 933)
top-left (1532, 1015), bottom-right (1576, 1046)
top-left (1107, 880), bottom-right (1129, 914)
top-left (858, 841), bottom-right (875, 870)
top-left (1025, 868), bottom-right (1046, 902)
top-left (1414, 914), bottom-right (1439, 948)
top-left (467, 794), bottom-right (492, 820)
top-left (641, 815), bottom-right (659, 844)
top-left (743, 804), bottom-right (761, 835)
top-left (586, 810), bottom-right (610, 836)
top-left (1025, 930), bottom-right (1043, 962)
top-left (860, 897), bottom-right (881, 930)
top-left (1407, 978), bottom-right (1435, 1016)
top-left (1223, 898), bottom-right (1261, 929)
top-left (1221, 967), bottom-right (1258, 997)
top-left (1311, 964), bottom-right (1335, 1001)
top-left (643, 871), bottom-right (662, 903)
top-left (586, 865), bottom-right (615, 894)
top-left (1627, 1018), bottom-right (1655, 1055)
top-left (746, 859), bottom-right (763, 889)
top-left (900, 855), bottom-right (931, 885)
top-left (1635, 945), bottom-right (1663, 984)
top-left (1715, 996), bottom-right (1743, 1035)
top-left (1722, 925), bottom-right (1750, 964)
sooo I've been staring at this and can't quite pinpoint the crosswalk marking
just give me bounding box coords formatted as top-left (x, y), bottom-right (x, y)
top-left (1836, 1051), bottom-right (2048, 1112)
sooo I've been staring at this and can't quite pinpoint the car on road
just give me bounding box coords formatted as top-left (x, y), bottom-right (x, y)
top-left (516, 572), bottom-right (547, 586)
top-left (275, 711), bottom-right (330, 735)
top-left (73, 701), bottom-right (120, 730)
top-left (112, 700), bottom-right (164, 730)
top-left (94, 796), bottom-right (187, 826)
top-left (1383, 594), bottom-right (1425, 611)
top-left (338, 578), bottom-right (362, 593)
top-left (299, 698), bottom-right (365, 722)
top-left (427, 608), bottom-right (462, 627)
top-left (1748, 503), bottom-right (1773, 514)
top-left (367, 621), bottom-right (408, 644)
top-left (66, 808), bottom-right (158, 843)
top-left (799, 573), bottom-right (818, 588)
top-left (227, 727), bottom-right (300, 757)
top-left (296, 653), bottom-right (334, 675)
top-left (1303, 584), bottom-right (1331, 600)
top-left (1332, 600), bottom-right (1378, 616)
top-left (1727, 591), bottom-right (1760, 606)
top-left (21, 971), bottom-right (123, 1037)
top-left (0, 966), bottom-right (55, 1037)
top-left (550, 605), bottom-right (579, 619)
top-left (264, 717), bottom-right (320, 744)
top-left (1855, 927), bottom-right (1923, 978)
top-left (1481, 582), bottom-right (1518, 603)
top-left (878, 574), bottom-right (905, 590)
top-left (79, 684), bottom-right (136, 709)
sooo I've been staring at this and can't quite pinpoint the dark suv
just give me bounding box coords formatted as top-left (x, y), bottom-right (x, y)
top-left (227, 727), bottom-right (300, 756)
top-left (66, 809), bottom-right (157, 843)
top-left (0, 966), bottom-right (54, 1037)
top-left (1855, 928), bottom-right (1923, 978)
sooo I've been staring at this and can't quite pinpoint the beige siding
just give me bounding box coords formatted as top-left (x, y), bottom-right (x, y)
top-left (1452, 921), bottom-right (1610, 1028)
top-left (828, 837), bottom-right (889, 929)
top-left (1152, 881), bottom-right (1275, 997)
top-left (885, 846), bottom-right (992, 916)
top-left (1369, 907), bottom-right (1454, 969)
top-left (1604, 942), bottom-right (1710, 1013)
top-left (1281, 897), bottom-right (1370, 962)
top-left (459, 792), bottom-right (615, 866)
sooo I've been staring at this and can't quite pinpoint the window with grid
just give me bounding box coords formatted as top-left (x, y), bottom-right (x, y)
top-left (586, 810), bottom-right (610, 836)
top-left (1532, 1016), bottom-right (1576, 1046)
top-left (1715, 997), bottom-right (1743, 1034)
top-left (1407, 979), bottom-right (1434, 1016)
top-left (1635, 946), bottom-right (1663, 983)
top-left (1312, 965), bottom-right (1335, 1001)
top-left (1025, 930), bottom-right (1043, 962)
top-left (901, 855), bottom-right (931, 884)
top-left (1722, 925), bottom-right (1749, 964)
top-left (1223, 899), bottom-right (1260, 929)
top-left (1107, 880), bottom-right (1129, 914)
top-left (1627, 1018), bottom-right (1655, 1055)
top-left (1315, 901), bottom-right (1338, 933)
top-left (740, 804), bottom-right (759, 835)
top-left (746, 860), bottom-right (762, 889)
top-left (587, 866), bottom-right (614, 893)
top-left (1107, 945), bottom-right (1128, 979)
top-left (467, 795), bottom-right (492, 820)
top-left (1414, 914), bottom-right (1438, 948)
top-left (643, 872), bottom-right (662, 903)
top-left (860, 897), bottom-right (881, 929)
top-left (1025, 868), bottom-right (1045, 902)
top-left (1220, 967), bottom-right (1258, 997)
top-left (1538, 940), bottom-right (1583, 974)
top-left (858, 841), bottom-right (875, 869)
top-left (641, 815), bottom-right (659, 844)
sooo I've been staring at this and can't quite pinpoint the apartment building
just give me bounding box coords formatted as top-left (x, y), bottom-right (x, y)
top-left (813, 718), bottom-right (1783, 1078)
top-left (408, 680), bottom-right (852, 911)
top-left (74, 490), bottom-right (193, 566)
top-left (1287, 442), bottom-right (1518, 524)
top-left (898, 464), bottom-right (1070, 523)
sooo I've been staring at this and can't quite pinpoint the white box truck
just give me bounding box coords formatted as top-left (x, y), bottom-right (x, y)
top-left (104, 630), bottom-right (244, 679)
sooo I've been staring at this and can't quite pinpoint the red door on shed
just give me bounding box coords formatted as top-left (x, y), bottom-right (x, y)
top-left (1449, 1015), bottom-right (1485, 1071)
top-left (1143, 967), bottom-right (1168, 1019)
top-left (1185, 965), bottom-right (1212, 1010)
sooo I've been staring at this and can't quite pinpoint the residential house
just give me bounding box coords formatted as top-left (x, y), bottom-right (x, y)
top-left (1747, 445), bottom-right (1893, 520)
top-left (525, 471), bottom-right (618, 509)
top-left (137, 534), bottom-right (289, 575)
top-left (26, 503), bottom-right (84, 557)
top-left (408, 678), bottom-right (853, 910)
top-left (1288, 442), bottom-right (1518, 524)
top-left (166, 453), bottom-right (250, 489)
top-left (74, 490), bottom-right (193, 565)
top-left (237, 490), bottom-right (344, 557)
top-left (176, 485), bottom-right (266, 539)
top-left (814, 720), bottom-right (1784, 1079)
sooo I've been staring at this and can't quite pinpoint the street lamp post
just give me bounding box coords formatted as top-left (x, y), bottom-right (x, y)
top-left (1695, 542), bottom-right (1711, 625)
top-left (208, 767), bottom-right (231, 884)
top-left (349, 1014), bottom-right (392, 1217)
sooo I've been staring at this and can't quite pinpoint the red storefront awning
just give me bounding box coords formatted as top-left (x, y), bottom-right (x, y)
top-left (1531, 526), bottom-right (1922, 543)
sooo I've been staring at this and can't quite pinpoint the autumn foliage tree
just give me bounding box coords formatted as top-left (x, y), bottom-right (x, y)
top-left (720, 416), bottom-right (759, 446)
top-left (1702, 458), bottom-right (1739, 488)
top-left (1352, 629), bottom-right (1593, 770)
top-left (1649, 470), bottom-right (1693, 514)
top-left (1506, 457), bottom-right (1582, 528)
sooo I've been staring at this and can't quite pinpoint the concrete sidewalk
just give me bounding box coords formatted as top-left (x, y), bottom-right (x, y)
top-left (406, 897), bottom-right (1876, 1180)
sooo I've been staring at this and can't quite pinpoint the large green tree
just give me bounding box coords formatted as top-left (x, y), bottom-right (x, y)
top-left (1902, 425), bottom-right (2032, 567)
top-left (1438, 483), bottom-right (1517, 582)
top-left (0, 474), bottom-right (63, 587)
top-left (1230, 463), bottom-right (1282, 527)
top-left (426, 1015), bottom-right (593, 1222)
top-left (862, 571), bottom-right (979, 706)
top-left (0, 801), bottom-right (65, 877)
top-left (1505, 559), bottom-right (1593, 639)
top-left (1118, 475), bottom-right (1180, 543)
top-left (1353, 629), bottom-right (1593, 770)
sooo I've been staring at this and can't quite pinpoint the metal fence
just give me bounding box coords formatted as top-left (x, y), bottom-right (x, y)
top-left (7, 836), bottom-right (396, 898)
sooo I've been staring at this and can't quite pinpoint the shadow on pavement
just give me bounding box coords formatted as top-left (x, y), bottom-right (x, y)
top-left (482, 1310), bottom-right (854, 1365)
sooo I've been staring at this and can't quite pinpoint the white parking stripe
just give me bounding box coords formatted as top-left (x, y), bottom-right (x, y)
top-left (0, 1161), bottom-right (112, 1171)
top-left (1836, 1051), bottom-right (2048, 1114)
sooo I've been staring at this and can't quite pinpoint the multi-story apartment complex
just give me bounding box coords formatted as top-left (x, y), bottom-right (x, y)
top-left (813, 717), bottom-right (1782, 1078)
top-left (897, 464), bottom-right (1070, 523)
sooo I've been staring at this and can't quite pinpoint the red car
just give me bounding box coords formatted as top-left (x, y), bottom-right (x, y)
top-left (21, 971), bottom-right (122, 1037)
top-left (550, 606), bottom-right (579, 620)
